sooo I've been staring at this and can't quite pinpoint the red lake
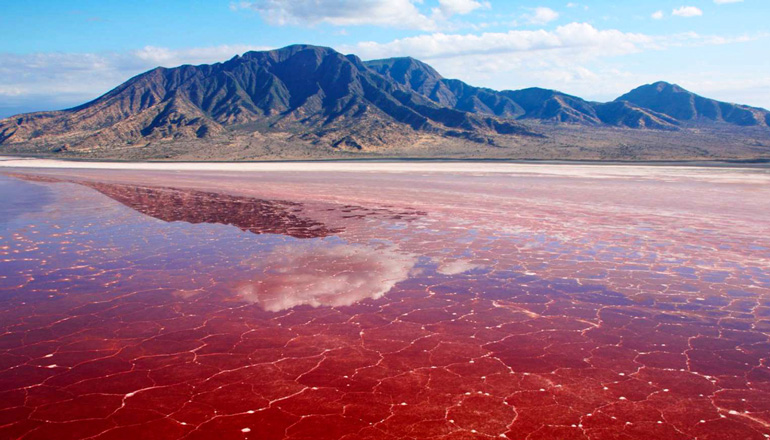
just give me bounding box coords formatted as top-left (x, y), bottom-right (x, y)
top-left (0, 161), bottom-right (769, 440)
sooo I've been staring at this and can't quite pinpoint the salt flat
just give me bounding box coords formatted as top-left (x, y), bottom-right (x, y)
top-left (3, 156), bottom-right (770, 183)
top-left (1, 159), bottom-right (769, 439)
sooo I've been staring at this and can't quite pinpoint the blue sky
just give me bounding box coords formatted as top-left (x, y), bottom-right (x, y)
top-left (1, 0), bottom-right (768, 117)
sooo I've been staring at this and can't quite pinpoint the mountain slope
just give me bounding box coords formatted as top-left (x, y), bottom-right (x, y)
top-left (365, 57), bottom-right (681, 129)
top-left (0, 45), bottom-right (535, 151)
top-left (616, 81), bottom-right (770, 127)
top-left (593, 101), bottom-right (681, 130)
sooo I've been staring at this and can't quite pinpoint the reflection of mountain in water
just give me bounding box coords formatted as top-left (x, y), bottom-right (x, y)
top-left (8, 173), bottom-right (428, 239)
top-left (80, 182), bottom-right (343, 239)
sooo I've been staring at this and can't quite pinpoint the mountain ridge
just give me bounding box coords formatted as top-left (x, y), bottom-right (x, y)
top-left (365, 57), bottom-right (768, 130)
top-left (616, 81), bottom-right (769, 126)
top-left (0, 45), bottom-right (538, 150)
top-left (1, 44), bottom-right (769, 161)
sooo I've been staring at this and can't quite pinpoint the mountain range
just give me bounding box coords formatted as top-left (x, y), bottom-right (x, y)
top-left (1, 44), bottom-right (769, 161)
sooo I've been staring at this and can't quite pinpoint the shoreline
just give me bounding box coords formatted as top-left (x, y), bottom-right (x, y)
top-left (3, 156), bottom-right (770, 185)
top-left (2, 155), bottom-right (770, 171)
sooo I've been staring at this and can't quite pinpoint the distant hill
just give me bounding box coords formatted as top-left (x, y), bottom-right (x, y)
top-left (616, 81), bottom-right (769, 126)
top-left (1, 44), bottom-right (769, 161)
top-left (365, 57), bottom-right (758, 130)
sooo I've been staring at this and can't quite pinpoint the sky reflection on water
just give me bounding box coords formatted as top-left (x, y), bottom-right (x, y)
top-left (1, 169), bottom-right (769, 440)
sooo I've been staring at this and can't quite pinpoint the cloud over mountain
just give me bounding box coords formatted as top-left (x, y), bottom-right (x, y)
top-left (351, 23), bottom-right (655, 60)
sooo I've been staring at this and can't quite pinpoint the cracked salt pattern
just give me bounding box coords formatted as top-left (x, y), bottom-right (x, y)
top-left (0, 165), bottom-right (769, 440)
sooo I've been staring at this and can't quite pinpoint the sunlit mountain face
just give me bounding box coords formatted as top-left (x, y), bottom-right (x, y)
top-left (1, 163), bottom-right (769, 440)
top-left (2, 45), bottom-right (769, 162)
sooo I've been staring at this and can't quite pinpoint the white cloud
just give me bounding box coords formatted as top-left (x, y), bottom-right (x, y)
top-left (679, 32), bottom-right (759, 45)
top-left (525, 7), bottom-right (560, 25)
top-left (232, 0), bottom-right (438, 30)
top-left (672, 6), bottom-right (703, 17)
top-left (437, 259), bottom-right (482, 275)
top-left (714, 0), bottom-right (742, 4)
top-left (351, 23), bottom-right (656, 61)
top-left (436, 0), bottom-right (489, 16)
top-left (651, 10), bottom-right (664, 20)
top-left (350, 25), bottom-right (764, 62)
top-left (566, 2), bottom-right (588, 11)
top-left (235, 243), bottom-right (416, 312)
top-left (233, 0), bottom-right (489, 30)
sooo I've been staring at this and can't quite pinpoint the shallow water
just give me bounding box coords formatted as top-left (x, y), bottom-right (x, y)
top-left (1, 165), bottom-right (769, 440)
